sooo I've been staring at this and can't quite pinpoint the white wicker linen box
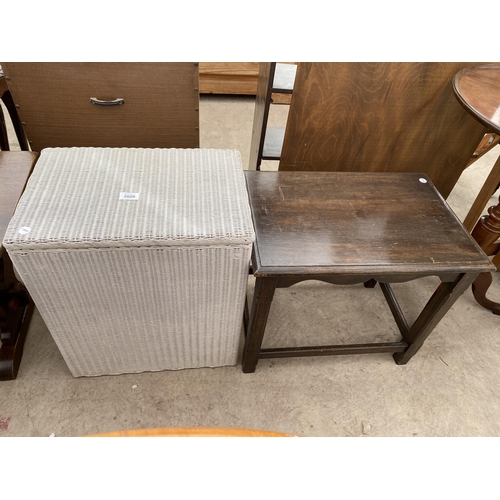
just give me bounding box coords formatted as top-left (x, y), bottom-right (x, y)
top-left (3, 147), bottom-right (255, 377)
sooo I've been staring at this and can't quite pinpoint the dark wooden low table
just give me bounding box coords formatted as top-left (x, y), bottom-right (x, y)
top-left (0, 151), bottom-right (38, 380)
top-left (242, 171), bottom-right (495, 373)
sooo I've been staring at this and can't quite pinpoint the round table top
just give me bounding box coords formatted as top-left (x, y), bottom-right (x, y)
top-left (453, 64), bottom-right (500, 135)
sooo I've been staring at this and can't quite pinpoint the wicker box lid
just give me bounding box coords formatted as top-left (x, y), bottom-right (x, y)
top-left (4, 147), bottom-right (255, 251)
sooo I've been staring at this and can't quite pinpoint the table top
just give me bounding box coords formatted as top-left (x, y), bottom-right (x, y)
top-left (245, 171), bottom-right (493, 276)
top-left (0, 151), bottom-right (38, 254)
top-left (453, 64), bottom-right (500, 134)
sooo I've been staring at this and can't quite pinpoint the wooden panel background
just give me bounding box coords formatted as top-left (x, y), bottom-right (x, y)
top-left (199, 63), bottom-right (294, 101)
top-left (199, 62), bottom-right (260, 95)
top-left (279, 63), bottom-right (488, 198)
top-left (1, 63), bottom-right (200, 151)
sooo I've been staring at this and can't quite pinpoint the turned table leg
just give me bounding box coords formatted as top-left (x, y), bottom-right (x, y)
top-left (470, 195), bottom-right (500, 315)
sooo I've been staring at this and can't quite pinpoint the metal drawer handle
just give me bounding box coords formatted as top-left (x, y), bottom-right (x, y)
top-left (90, 97), bottom-right (125, 106)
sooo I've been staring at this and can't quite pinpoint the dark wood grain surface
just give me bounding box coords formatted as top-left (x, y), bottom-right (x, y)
top-left (279, 63), bottom-right (487, 198)
top-left (453, 64), bottom-right (500, 134)
top-left (0, 151), bottom-right (38, 380)
top-left (245, 171), bottom-right (492, 276)
top-left (1, 63), bottom-right (199, 151)
top-left (0, 151), bottom-right (38, 253)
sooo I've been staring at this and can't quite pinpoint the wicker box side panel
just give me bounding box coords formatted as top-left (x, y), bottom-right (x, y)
top-left (10, 245), bottom-right (251, 376)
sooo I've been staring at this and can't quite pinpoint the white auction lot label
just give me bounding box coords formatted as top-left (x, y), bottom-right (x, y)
top-left (119, 192), bottom-right (140, 200)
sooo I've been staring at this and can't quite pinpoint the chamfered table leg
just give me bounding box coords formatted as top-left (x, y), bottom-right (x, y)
top-left (242, 276), bottom-right (278, 373)
top-left (393, 273), bottom-right (478, 365)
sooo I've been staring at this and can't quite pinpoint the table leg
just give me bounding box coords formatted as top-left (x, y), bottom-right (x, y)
top-left (242, 276), bottom-right (278, 373)
top-left (468, 195), bottom-right (500, 314)
top-left (393, 273), bottom-right (477, 365)
top-left (472, 272), bottom-right (500, 315)
top-left (0, 253), bottom-right (34, 380)
top-left (463, 154), bottom-right (500, 232)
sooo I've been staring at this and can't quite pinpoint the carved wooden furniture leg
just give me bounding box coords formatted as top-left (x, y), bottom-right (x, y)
top-left (471, 273), bottom-right (500, 315)
top-left (463, 154), bottom-right (500, 231)
top-left (470, 195), bottom-right (500, 315)
top-left (452, 65), bottom-right (500, 315)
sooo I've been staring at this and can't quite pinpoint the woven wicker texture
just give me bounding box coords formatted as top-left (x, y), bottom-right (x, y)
top-left (4, 148), bottom-right (255, 250)
top-left (4, 148), bottom-right (254, 376)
